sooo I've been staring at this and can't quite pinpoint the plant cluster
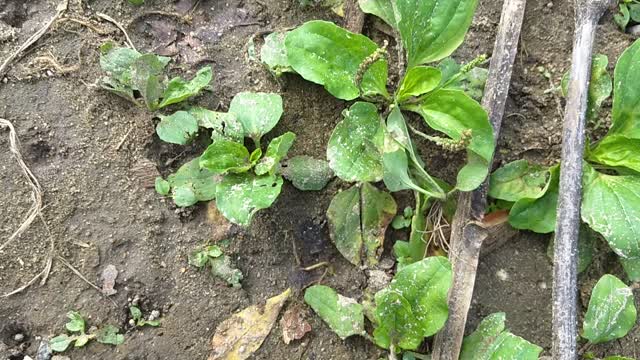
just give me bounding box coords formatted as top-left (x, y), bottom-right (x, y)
top-left (50, 311), bottom-right (124, 353)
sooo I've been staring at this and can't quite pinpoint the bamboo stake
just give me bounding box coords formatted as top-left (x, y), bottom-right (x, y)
top-left (431, 0), bottom-right (526, 358)
top-left (552, 1), bottom-right (613, 358)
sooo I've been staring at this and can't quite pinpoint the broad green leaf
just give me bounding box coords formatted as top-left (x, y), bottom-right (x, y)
top-left (96, 325), bottom-right (124, 346)
top-left (582, 274), bottom-right (636, 344)
top-left (285, 20), bottom-right (389, 100)
top-left (130, 306), bottom-right (143, 322)
top-left (260, 32), bottom-right (294, 76)
top-left (509, 165), bottom-right (559, 233)
top-left (588, 135), bottom-right (640, 174)
top-left (327, 102), bottom-right (384, 182)
top-left (199, 139), bottom-right (252, 175)
top-left (280, 156), bottom-right (334, 191)
top-left (620, 257), bottom-right (640, 282)
top-left (396, 0), bottom-right (479, 67)
top-left (609, 39), bottom-right (640, 138)
top-left (188, 107), bottom-right (244, 143)
top-left (488, 160), bottom-right (549, 202)
top-left (404, 89), bottom-right (494, 191)
top-left (396, 66), bottom-right (442, 102)
top-left (156, 111), bottom-right (199, 145)
top-left (155, 177), bottom-right (170, 196)
top-left (210, 255), bottom-right (243, 288)
top-left (166, 158), bottom-right (218, 206)
top-left (50, 334), bottom-right (73, 352)
top-left (373, 257), bottom-right (452, 350)
top-left (561, 54), bottom-right (612, 123)
top-left (547, 224), bottom-right (595, 274)
top-left (460, 312), bottom-right (542, 359)
top-left (100, 47), bottom-right (140, 81)
top-left (131, 54), bottom-right (169, 110)
top-left (304, 285), bottom-right (365, 339)
top-left (228, 92), bottom-right (283, 142)
top-left (65, 311), bottom-right (86, 333)
top-left (255, 132), bottom-right (296, 175)
top-left (358, 0), bottom-right (396, 28)
top-left (582, 164), bottom-right (640, 259)
top-left (215, 173), bottom-right (283, 226)
top-left (327, 184), bottom-right (396, 266)
top-left (158, 66), bottom-right (213, 108)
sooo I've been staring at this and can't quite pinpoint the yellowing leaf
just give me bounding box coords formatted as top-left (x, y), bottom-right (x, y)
top-left (209, 288), bottom-right (291, 360)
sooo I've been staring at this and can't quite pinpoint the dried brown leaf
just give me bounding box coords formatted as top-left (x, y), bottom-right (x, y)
top-left (280, 305), bottom-right (311, 344)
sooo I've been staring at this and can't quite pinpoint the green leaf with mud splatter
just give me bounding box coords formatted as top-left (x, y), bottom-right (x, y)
top-left (255, 132), bottom-right (296, 175)
top-left (285, 20), bottom-right (389, 100)
top-left (489, 160), bottom-right (550, 202)
top-left (199, 139), bottom-right (252, 175)
top-left (50, 334), bottom-right (73, 352)
top-left (156, 110), bottom-right (199, 145)
top-left (508, 164), bottom-right (559, 234)
top-left (582, 274), bottom-right (637, 344)
top-left (396, 0), bottom-right (479, 68)
top-left (373, 256), bottom-right (452, 350)
top-left (358, 0), bottom-right (396, 28)
top-left (581, 163), bottom-right (640, 260)
top-left (304, 285), bottom-right (366, 339)
top-left (561, 54), bottom-right (612, 124)
top-left (210, 255), bottom-right (243, 288)
top-left (460, 312), bottom-right (542, 359)
top-left (396, 66), bottom-right (442, 102)
top-left (327, 183), bottom-right (396, 266)
top-left (327, 102), bottom-right (384, 183)
top-left (215, 173), bottom-right (283, 226)
top-left (404, 89), bottom-right (494, 191)
top-left (228, 92), bottom-right (283, 143)
top-left (131, 54), bottom-right (170, 110)
top-left (188, 107), bottom-right (244, 143)
top-left (280, 156), bottom-right (334, 191)
top-left (260, 32), bottom-right (294, 76)
top-left (163, 158), bottom-right (219, 207)
top-left (158, 66), bottom-right (213, 108)
top-left (95, 325), bottom-right (124, 346)
top-left (65, 311), bottom-right (86, 333)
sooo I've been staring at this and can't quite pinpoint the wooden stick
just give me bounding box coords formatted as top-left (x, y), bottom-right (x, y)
top-left (552, 1), bottom-right (613, 358)
top-left (431, 0), bottom-right (526, 358)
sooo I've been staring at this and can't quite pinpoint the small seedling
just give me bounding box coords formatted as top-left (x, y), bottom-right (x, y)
top-left (391, 207), bottom-right (413, 230)
top-left (50, 311), bottom-right (124, 353)
top-left (188, 244), bottom-right (243, 288)
top-left (129, 306), bottom-right (161, 327)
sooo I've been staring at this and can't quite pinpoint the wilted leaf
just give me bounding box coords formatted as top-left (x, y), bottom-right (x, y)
top-left (304, 285), bottom-right (365, 339)
top-left (96, 325), bottom-right (125, 346)
top-left (260, 32), bottom-right (294, 76)
top-left (131, 54), bottom-right (170, 110)
top-left (189, 107), bottom-right (244, 143)
top-left (255, 132), bottom-right (296, 175)
top-left (158, 66), bottom-right (213, 108)
top-left (156, 111), bottom-right (199, 145)
top-left (280, 156), bottom-right (334, 191)
top-left (583, 274), bottom-right (637, 344)
top-left (209, 288), bottom-right (291, 360)
top-left (489, 160), bottom-right (550, 202)
top-left (228, 92), bottom-right (283, 143)
top-left (210, 255), bottom-right (244, 288)
top-left (280, 305), bottom-right (312, 344)
top-left (327, 102), bottom-right (384, 183)
top-left (199, 140), bottom-right (252, 175)
top-left (215, 173), bottom-right (283, 226)
top-left (285, 20), bottom-right (389, 100)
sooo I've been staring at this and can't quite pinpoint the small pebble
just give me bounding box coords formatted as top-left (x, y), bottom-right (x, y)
top-left (496, 268), bottom-right (509, 281)
top-left (629, 24), bottom-right (640, 37)
top-left (13, 333), bottom-right (24, 342)
top-left (149, 310), bottom-right (160, 321)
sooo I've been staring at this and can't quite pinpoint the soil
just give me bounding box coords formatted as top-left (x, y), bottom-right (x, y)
top-left (0, 0), bottom-right (638, 359)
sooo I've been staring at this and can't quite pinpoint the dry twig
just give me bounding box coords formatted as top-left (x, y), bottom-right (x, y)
top-left (97, 12), bottom-right (137, 51)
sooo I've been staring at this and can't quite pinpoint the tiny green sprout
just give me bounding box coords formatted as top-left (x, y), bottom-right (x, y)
top-left (391, 207), bottom-right (414, 230)
top-left (188, 244), bottom-right (243, 288)
top-left (50, 311), bottom-right (124, 353)
top-left (129, 306), bottom-right (161, 327)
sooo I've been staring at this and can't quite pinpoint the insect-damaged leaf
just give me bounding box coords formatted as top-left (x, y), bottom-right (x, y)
top-left (228, 92), bottom-right (283, 142)
top-left (489, 160), bottom-right (550, 202)
top-left (215, 173), bottom-right (283, 226)
top-left (156, 110), bottom-right (199, 145)
top-left (582, 274), bottom-right (637, 344)
top-left (373, 256), bottom-right (452, 350)
top-left (396, 66), bottom-right (442, 103)
top-left (131, 54), bottom-right (169, 110)
top-left (161, 158), bottom-right (219, 207)
top-left (396, 0), bottom-right (479, 68)
top-left (188, 107), bottom-right (244, 143)
top-left (285, 20), bottom-right (389, 101)
top-left (358, 0), bottom-right (396, 28)
top-left (158, 66), bottom-right (213, 108)
top-left (255, 132), bottom-right (296, 175)
top-left (96, 325), bottom-right (125, 346)
top-left (327, 183), bottom-right (397, 266)
top-left (460, 312), bottom-right (542, 359)
top-left (280, 156), bottom-right (334, 191)
top-left (199, 139), bottom-right (252, 175)
top-left (304, 285), bottom-right (365, 339)
top-left (561, 54), bottom-right (612, 123)
top-left (508, 164), bottom-right (559, 234)
top-left (260, 32), bottom-right (294, 76)
top-left (404, 89), bottom-right (494, 191)
top-left (327, 102), bottom-right (384, 183)
top-left (582, 163), bottom-right (640, 260)
top-left (209, 288), bottom-right (291, 360)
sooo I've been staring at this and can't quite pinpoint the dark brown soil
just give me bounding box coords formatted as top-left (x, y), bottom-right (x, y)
top-left (0, 0), bottom-right (638, 359)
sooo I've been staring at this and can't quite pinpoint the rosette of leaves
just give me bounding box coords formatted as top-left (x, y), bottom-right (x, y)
top-left (99, 44), bottom-right (212, 111)
top-left (278, 0), bottom-right (493, 267)
top-left (50, 311), bottom-right (124, 353)
top-left (155, 92), bottom-right (334, 226)
top-left (487, 39), bottom-right (640, 280)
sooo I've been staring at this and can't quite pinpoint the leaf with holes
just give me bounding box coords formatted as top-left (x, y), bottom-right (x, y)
top-left (215, 173), bottom-right (283, 226)
top-left (255, 132), bottom-right (296, 175)
top-left (188, 107), bottom-right (244, 143)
